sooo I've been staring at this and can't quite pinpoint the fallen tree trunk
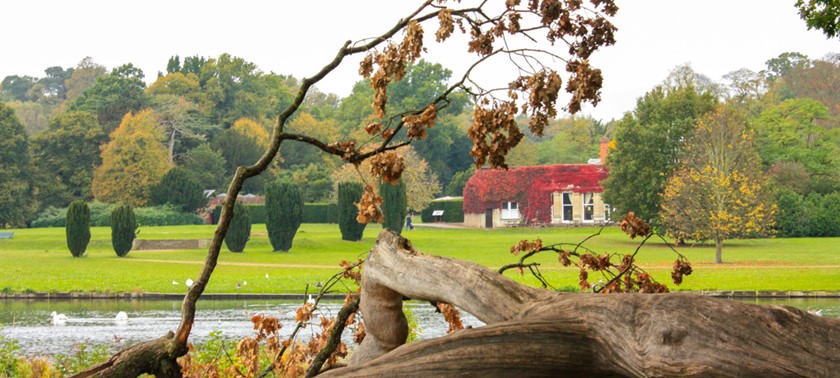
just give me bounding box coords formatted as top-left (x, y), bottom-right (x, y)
top-left (325, 230), bottom-right (840, 377)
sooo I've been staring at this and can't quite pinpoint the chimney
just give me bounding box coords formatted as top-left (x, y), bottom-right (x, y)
top-left (599, 136), bottom-right (610, 164)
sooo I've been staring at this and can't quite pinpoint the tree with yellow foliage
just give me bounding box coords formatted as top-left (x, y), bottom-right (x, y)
top-left (92, 110), bottom-right (171, 206)
top-left (661, 105), bottom-right (776, 263)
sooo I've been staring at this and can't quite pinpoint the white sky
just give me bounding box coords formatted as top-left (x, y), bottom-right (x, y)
top-left (2, 1), bottom-right (837, 121)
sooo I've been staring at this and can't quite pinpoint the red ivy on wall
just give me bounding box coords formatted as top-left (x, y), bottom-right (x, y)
top-left (463, 164), bottom-right (608, 224)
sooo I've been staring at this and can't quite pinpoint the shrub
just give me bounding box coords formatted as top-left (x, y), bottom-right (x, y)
top-left (151, 167), bottom-right (207, 212)
top-left (421, 198), bottom-right (465, 223)
top-left (110, 205), bottom-right (137, 257)
top-left (212, 203), bottom-right (337, 225)
top-left (65, 201), bottom-right (90, 257)
top-left (265, 181), bottom-right (303, 252)
top-left (338, 182), bottom-right (366, 241)
top-left (381, 178), bottom-right (407, 235)
top-left (225, 202), bottom-right (251, 253)
top-left (303, 203), bottom-right (338, 223)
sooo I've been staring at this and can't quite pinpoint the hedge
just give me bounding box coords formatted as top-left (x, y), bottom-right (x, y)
top-left (33, 203), bottom-right (203, 228)
top-left (212, 203), bottom-right (338, 225)
top-left (421, 198), bottom-right (465, 223)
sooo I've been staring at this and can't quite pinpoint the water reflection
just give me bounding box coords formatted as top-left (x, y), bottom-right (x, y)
top-left (0, 297), bottom-right (836, 357)
top-left (0, 299), bottom-right (484, 356)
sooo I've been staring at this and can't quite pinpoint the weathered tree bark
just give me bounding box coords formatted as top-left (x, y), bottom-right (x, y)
top-left (70, 332), bottom-right (186, 378)
top-left (325, 230), bottom-right (840, 377)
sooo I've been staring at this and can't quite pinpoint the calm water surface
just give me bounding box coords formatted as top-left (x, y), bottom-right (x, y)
top-left (0, 297), bottom-right (836, 356)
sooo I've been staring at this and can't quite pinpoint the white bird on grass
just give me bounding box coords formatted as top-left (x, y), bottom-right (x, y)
top-left (172, 280), bottom-right (179, 285)
top-left (115, 311), bottom-right (128, 323)
top-left (51, 311), bottom-right (67, 325)
top-left (186, 279), bottom-right (194, 288)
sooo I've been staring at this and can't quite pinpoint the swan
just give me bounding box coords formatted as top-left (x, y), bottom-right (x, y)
top-left (51, 311), bottom-right (67, 325)
top-left (115, 311), bottom-right (128, 323)
top-left (307, 294), bottom-right (316, 305)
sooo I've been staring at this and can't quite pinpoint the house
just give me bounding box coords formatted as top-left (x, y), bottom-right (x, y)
top-left (462, 163), bottom-right (609, 228)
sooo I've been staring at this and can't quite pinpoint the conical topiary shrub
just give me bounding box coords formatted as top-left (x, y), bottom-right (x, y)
top-left (66, 200), bottom-right (91, 257)
top-left (225, 202), bottom-right (251, 253)
top-left (338, 182), bottom-right (366, 241)
top-left (380, 178), bottom-right (407, 235)
top-left (111, 205), bottom-right (137, 257)
top-left (265, 181), bottom-right (303, 252)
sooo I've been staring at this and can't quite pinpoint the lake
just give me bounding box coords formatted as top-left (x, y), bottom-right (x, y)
top-left (1, 296), bottom-right (836, 357)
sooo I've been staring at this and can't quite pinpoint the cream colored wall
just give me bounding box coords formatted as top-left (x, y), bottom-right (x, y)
top-left (463, 213), bottom-right (485, 228)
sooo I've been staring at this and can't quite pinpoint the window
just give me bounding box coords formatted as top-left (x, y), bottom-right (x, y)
top-left (562, 193), bottom-right (573, 222)
top-left (501, 201), bottom-right (519, 220)
top-left (583, 192), bottom-right (594, 222)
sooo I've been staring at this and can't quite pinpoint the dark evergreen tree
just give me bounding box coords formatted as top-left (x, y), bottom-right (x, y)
top-left (381, 178), bottom-right (407, 235)
top-left (338, 182), bottom-right (366, 241)
top-left (65, 200), bottom-right (91, 257)
top-left (110, 205), bottom-right (137, 257)
top-left (265, 181), bottom-right (303, 252)
top-left (151, 167), bottom-right (207, 212)
top-left (225, 202), bottom-right (251, 253)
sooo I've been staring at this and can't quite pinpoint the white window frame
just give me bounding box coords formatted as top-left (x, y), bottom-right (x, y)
top-left (501, 201), bottom-right (520, 220)
top-left (561, 192), bottom-right (573, 223)
top-left (583, 192), bottom-right (595, 222)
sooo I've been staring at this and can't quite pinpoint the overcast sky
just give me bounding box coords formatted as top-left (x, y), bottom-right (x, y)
top-left (2, 1), bottom-right (837, 121)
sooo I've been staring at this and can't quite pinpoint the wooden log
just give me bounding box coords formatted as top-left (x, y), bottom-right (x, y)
top-left (325, 230), bottom-right (840, 377)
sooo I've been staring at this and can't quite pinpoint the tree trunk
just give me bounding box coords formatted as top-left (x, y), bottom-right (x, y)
top-left (715, 235), bottom-right (723, 264)
top-left (323, 230), bottom-right (840, 377)
top-left (69, 332), bottom-right (186, 378)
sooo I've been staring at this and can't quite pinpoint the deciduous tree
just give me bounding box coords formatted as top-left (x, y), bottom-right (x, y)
top-left (0, 103), bottom-right (35, 227)
top-left (92, 110), bottom-right (171, 207)
top-left (660, 106), bottom-right (776, 263)
top-left (68, 63), bottom-right (149, 134)
top-left (151, 167), bottom-right (206, 212)
top-left (30, 111), bottom-right (106, 210)
top-left (603, 77), bottom-right (717, 225)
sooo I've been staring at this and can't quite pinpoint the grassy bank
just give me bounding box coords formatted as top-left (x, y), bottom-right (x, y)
top-left (0, 224), bottom-right (839, 293)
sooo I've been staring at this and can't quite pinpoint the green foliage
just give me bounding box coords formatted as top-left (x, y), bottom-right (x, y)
top-left (151, 167), bottom-right (207, 212)
top-left (30, 111), bottom-right (105, 210)
top-left (445, 167), bottom-right (475, 196)
top-left (302, 203), bottom-right (338, 223)
top-left (225, 202), bottom-right (251, 253)
top-left (603, 82), bottom-right (717, 225)
top-left (181, 143), bottom-right (228, 191)
top-left (338, 182), bottom-right (366, 241)
top-left (33, 203), bottom-right (202, 228)
top-left (774, 189), bottom-right (811, 237)
top-left (212, 127), bottom-right (272, 194)
top-left (65, 200), bottom-right (91, 257)
top-left (110, 205), bottom-right (137, 257)
top-left (779, 191), bottom-right (840, 237)
top-left (421, 198), bottom-right (464, 223)
top-left (381, 178), bottom-right (407, 234)
top-left (54, 343), bottom-right (110, 377)
top-left (265, 181), bottom-right (303, 252)
top-left (67, 63), bottom-right (148, 134)
top-left (0, 103), bottom-right (35, 228)
top-left (796, 0), bottom-right (840, 39)
top-left (0, 332), bottom-right (23, 378)
top-left (212, 203), bottom-right (336, 225)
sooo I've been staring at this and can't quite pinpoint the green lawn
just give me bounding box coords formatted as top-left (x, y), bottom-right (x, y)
top-left (0, 224), bottom-right (838, 294)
